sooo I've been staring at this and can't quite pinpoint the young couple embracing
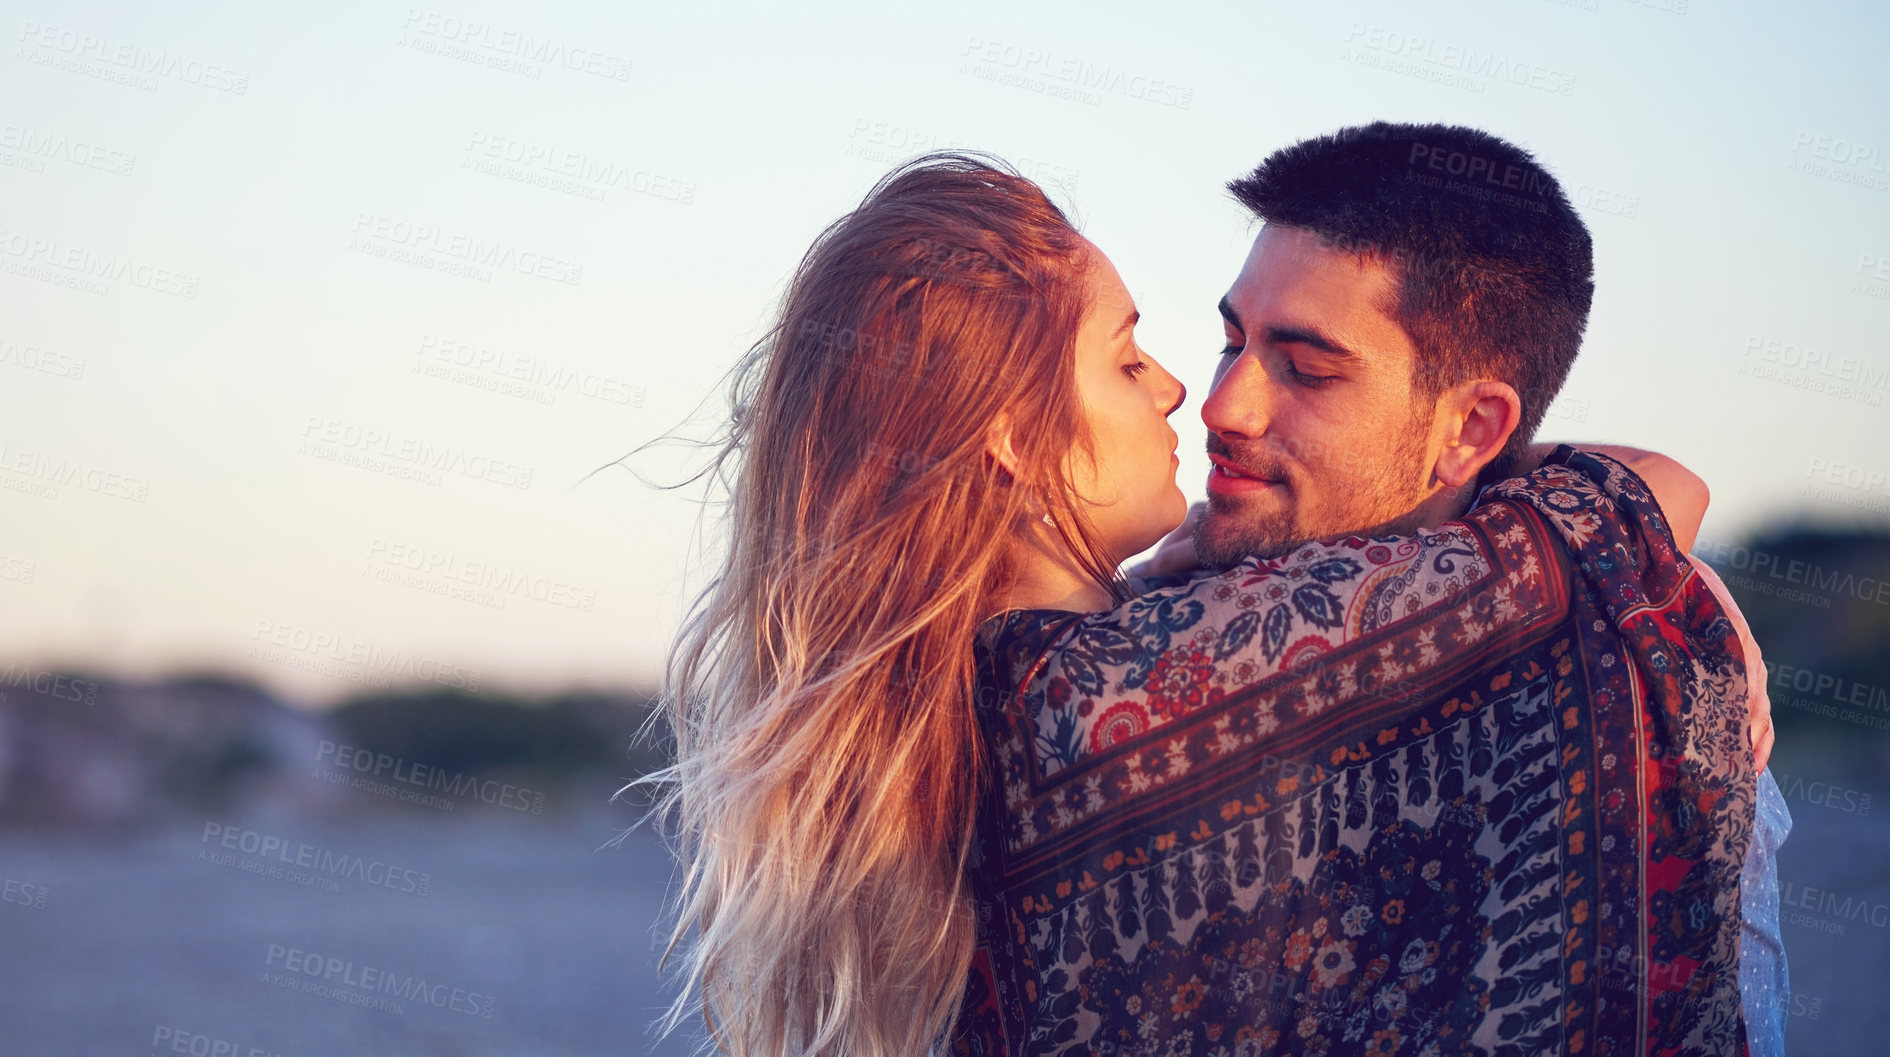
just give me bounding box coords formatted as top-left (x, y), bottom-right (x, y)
top-left (637, 122), bottom-right (1788, 1057)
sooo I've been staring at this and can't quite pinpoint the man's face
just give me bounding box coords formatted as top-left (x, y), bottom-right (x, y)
top-left (1195, 225), bottom-right (1439, 565)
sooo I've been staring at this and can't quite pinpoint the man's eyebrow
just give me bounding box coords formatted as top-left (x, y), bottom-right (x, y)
top-left (1113, 308), bottom-right (1140, 340)
top-left (1262, 324), bottom-right (1365, 364)
top-left (1219, 297), bottom-right (1362, 363)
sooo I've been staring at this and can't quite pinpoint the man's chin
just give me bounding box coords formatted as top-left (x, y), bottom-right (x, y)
top-left (1192, 514), bottom-right (1305, 568)
top-left (1196, 504), bottom-right (1423, 566)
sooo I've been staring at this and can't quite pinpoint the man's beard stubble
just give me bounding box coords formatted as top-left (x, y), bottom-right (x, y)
top-left (1192, 416), bottom-right (1433, 568)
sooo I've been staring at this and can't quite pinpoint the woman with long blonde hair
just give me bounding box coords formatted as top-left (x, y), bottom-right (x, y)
top-left (635, 152), bottom-right (1187, 1057)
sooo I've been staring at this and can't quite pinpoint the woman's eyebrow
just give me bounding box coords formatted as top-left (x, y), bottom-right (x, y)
top-left (1113, 309), bottom-right (1140, 340)
top-left (1217, 295), bottom-right (1241, 331)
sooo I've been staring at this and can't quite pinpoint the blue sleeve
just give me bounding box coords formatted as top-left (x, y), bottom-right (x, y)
top-left (1739, 766), bottom-right (1794, 1057)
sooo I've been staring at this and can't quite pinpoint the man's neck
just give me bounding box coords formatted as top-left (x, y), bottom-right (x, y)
top-left (1304, 483), bottom-right (1480, 552)
top-left (1391, 483), bottom-right (1480, 535)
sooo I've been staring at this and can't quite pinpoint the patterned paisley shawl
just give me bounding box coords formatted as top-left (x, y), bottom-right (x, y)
top-left (949, 447), bottom-right (1755, 1057)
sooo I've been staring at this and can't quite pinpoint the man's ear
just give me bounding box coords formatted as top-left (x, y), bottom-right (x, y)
top-left (1433, 381), bottom-right (1521, 488)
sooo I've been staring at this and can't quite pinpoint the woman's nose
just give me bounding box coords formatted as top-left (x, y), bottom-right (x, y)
top-left (1159, 363), bottom-right (1187, 416)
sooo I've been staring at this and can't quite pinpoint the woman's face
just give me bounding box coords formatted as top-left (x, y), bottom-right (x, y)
top-left (1062, 242), bottom-right (1189, 563)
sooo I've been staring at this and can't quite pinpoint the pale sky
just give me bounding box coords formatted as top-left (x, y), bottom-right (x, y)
top-left (3, 0), bottom-right (1886, 705)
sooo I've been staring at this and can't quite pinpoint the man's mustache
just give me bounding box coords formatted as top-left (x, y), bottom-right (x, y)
top-left (1205, 435), bottom-right (1292, 482)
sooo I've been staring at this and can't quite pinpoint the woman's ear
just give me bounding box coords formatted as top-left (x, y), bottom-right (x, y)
top-left (985, 412), bottom-right (1023, 483)
top-left (1433, 381), bottom-right (1522, 488)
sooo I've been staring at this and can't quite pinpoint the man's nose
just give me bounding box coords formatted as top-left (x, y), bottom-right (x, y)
top-left (1201, 351), bottom-right (1271, 439)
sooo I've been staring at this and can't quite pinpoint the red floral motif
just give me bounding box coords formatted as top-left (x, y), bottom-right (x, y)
top-left (1170, 976), bottom-right (1205, 1015)
top-left (1144, 645), bottom-right (1221, 721)
top-left (1282, 928), bottom-right (1312, 972)
top-left (1281, 635), bottom-right (1333, 671)
top-left (1045, 677), bottom-right (1072, 710)
top-left (1089, 700), bottom-right (1149, 752)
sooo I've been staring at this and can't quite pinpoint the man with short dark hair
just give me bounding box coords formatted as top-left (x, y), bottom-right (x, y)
top-left (1196, 122), bottom-right (1594, 566)
top-left (1186, 121), bottom-right (1784, 1052)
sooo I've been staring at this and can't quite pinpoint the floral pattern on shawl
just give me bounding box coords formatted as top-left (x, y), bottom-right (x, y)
top-left (951, 448), bottom-right (1753, 1057)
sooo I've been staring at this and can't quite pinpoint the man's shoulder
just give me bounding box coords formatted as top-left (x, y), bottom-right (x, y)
top-left (1477, 446), bottom-right (1691, 585)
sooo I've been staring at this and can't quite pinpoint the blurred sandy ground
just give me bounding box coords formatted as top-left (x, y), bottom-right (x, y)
top-left (0, 678), bottom-right (705, 1057)
top-left (0, 797), bottom-right (703, 1057)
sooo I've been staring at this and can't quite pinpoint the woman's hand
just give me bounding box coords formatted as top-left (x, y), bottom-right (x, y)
top-left (1687, 554), bottom-right (1776, 773)
top-left (1533, 442), bottom-right (1709, 553)
top-left (1127, 502), bottom-right (1207, 580)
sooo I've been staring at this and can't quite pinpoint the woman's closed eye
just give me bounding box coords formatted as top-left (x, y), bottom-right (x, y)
top-left (1123, 360), bottom-right (1152, 378)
